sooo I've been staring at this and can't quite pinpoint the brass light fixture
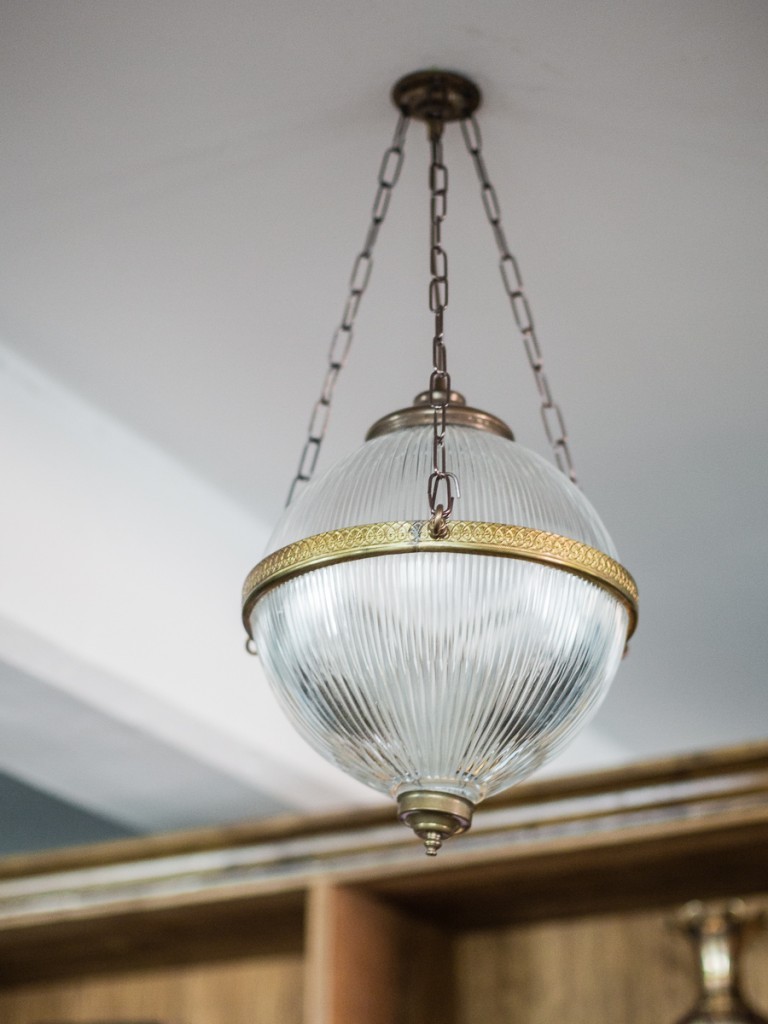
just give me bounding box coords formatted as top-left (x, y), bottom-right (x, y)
top-left (242, 70), bottom-right (638, 856)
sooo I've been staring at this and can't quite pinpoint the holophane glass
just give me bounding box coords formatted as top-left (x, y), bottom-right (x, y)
top-left (249, 423), bottom-right (629, 805)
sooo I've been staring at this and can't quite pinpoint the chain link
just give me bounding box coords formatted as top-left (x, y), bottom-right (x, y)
top-left (285, 113), bottom-right (410, 505)
top-left (460, 114), bottom-right (578, 485)
top-left (425, 117), bottom-right (459, 535)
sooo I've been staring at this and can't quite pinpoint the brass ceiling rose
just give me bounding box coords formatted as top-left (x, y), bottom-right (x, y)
top-left (392, 70), bottom-right (481, 123)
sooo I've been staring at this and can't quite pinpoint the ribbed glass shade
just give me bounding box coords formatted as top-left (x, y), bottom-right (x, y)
top-left (249, 424), bottom-right (629, 806)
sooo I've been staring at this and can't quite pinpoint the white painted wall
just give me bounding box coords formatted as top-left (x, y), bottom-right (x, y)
top-left (0, 342), bottom-right (380, 820)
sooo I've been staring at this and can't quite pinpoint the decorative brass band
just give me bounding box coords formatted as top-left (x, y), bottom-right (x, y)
top-left (242, 520), bottom-right (638, 640)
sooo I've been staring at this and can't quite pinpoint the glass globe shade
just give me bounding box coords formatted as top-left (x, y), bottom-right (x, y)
top-left (244, 400), bottom-right (636, 853)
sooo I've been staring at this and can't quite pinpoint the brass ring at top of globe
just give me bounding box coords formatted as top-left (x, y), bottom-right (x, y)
top-left (365, 402), bottom-right (514, 441)
top-left (242, 520), bottom-right (638, 641)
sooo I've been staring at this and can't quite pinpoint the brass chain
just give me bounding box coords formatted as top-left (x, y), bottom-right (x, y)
top-left (285, 112), bottom-right (410, 506)
top-left (426, 116), bottom-right (459, 536)
top-left (460, 114), bottom-right (578, 485)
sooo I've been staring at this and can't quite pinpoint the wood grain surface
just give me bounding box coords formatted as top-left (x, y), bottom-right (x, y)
top-left (0, 952), bottom-right (303, 1024)
top-left (1, 744), bottom-right (766, 1024)
top-left (454, 905), bottom-right (768, 1024)
top-left (0, 890), bottom-right (305, 986)
top-left (304, 884), bottom-right (454, 1024)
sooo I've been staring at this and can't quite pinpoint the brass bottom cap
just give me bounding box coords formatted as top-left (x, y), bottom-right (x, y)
top-left (397, 790), bottom-right (475, 857)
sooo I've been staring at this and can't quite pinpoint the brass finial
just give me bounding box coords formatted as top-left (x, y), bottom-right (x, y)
top-left (397, 790), bottom-right (475, 856)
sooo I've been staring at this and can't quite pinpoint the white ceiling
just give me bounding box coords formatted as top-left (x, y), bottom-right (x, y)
top-left (0, 1), bottom-right (766, 851)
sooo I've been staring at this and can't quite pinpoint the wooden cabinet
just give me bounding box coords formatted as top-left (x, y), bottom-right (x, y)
top-left (0, 744), bottom-right (766, 1023)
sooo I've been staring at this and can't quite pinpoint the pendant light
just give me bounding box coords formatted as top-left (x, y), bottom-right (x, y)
top-left (242, 71), bottom-right (638, 856)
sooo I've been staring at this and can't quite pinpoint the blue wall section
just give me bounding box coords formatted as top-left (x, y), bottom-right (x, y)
top-left (0, 770), bottom-right (137, 855)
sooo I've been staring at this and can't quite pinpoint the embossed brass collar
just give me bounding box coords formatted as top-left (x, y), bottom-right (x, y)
top-left (366, 391), bottom-right (514, 441)
top-left (242, 520), bottom-right (638, 641)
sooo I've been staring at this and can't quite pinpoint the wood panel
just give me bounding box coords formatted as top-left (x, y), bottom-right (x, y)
top-left (304, 884), bottom-right (454, 1024)
top-left (369, 813), bottom-right (768, 927)
top-left (0, 890), bottom-right (304, 986)
top-left (0, 952), bottom-right (304, 1024)
top-left (0, 744), bottom-right (766, 1024)
top-left (454, 905), bottom-right (768, 1024)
